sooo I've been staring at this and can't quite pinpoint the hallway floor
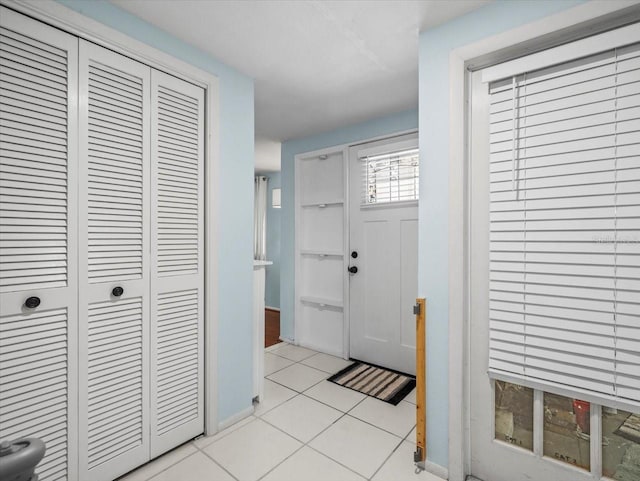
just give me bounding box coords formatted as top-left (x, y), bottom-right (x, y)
top-left (264, 308), bottom-right (281, 348)
top-left (119, 343), bottom-right (442, 481)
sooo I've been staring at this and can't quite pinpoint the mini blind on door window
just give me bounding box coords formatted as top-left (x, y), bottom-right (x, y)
top-left (488, 42), bottom-right (640, 410)
top-left (361, 148), bottom-right (419, 205)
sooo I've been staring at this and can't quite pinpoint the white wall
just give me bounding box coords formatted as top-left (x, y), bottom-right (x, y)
top-left (255, 137), bottom-right (282, 172)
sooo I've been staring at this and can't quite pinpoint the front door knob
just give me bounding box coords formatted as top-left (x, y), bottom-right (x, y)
top-left (348, 266), bottom-right (358, 274)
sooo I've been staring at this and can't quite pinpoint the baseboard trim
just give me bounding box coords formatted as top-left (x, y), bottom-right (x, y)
top-left (278, 336), bottom-right (294, 344)
top-left (417, 459), bottom-right (449, 480)
top-left (265, 306), bottom-right (280, 312)
top-left (217, 405), bottom-right (254, 432)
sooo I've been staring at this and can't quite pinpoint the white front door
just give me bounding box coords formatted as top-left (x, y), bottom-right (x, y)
top-left (348, 134), bottom-right (418, 375)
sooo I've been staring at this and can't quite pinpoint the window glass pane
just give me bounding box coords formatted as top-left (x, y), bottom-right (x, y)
top-left (494, 380), bottom-right (534, 450)
top-left (543, 392), bottom-right (590, 470)
top-left (602, 408), bottom-right (640, 479)
top-left (362, 148), bottom-right (419, 205)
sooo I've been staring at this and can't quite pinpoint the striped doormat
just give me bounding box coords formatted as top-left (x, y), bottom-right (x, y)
top-left (327, 361), bottom-right (415, 405)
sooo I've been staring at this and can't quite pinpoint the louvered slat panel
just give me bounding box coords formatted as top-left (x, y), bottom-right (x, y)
top-left (156, 85), bottom-right (200, 275)
top-left (0, 26), bottom-right (69, 293)
top-left (87, 297), bottom-right (143, 470)
top-left (79, 40), bottom-right (150, 481)
top-left (0, 308), bottom-right (68, 480)
top-left (0, 12), bottom-right (77, 480)
top-left (156, 289), bottom-right (199, 434)
top-left (150, 71), bottom-right (204, 457)
top-left (87, 62), bottom-right (144, 283)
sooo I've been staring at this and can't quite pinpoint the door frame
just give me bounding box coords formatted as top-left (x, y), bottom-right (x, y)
top-left (3, 0), bottom-right (221, 436)
top-left (447, 2), bottom-right (640, 480)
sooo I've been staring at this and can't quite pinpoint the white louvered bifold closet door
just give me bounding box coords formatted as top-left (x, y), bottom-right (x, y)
top-left (0, 7), bottom-right (78, 481)
top-left (150, 70), bottom-right (205, 458)
top-left (488, 41), bottom-right (640, 410)
top-left (77, 40), bottom-right (151, 481)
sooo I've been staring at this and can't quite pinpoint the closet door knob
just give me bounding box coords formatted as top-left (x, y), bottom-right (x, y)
top-left (111, 286), bottom-right (124, 297)
top-left (24, 296), bottom-right (41, 309)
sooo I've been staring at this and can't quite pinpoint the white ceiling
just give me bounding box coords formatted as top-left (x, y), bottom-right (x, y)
top-left (112, 0), bottom-right (489, 144)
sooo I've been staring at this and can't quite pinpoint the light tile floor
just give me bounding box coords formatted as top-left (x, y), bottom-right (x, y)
top-left (119, 343), bottom-right (443, 481)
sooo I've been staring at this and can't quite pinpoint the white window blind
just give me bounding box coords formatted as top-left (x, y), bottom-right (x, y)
top-left (487, 41), bottom-right (640, 411)
top-left (361, 148), bottom-right (419, 205)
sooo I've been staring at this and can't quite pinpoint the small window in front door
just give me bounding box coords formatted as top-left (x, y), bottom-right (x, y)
top-left (361, 148), bottom-right (419, 205)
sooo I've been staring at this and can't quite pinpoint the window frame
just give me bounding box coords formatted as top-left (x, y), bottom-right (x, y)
top-left (357, 138), bottom-right (420, 208)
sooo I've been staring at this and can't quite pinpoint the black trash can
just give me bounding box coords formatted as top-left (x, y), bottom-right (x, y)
top-left (0, 438), bottom-right (46, 481)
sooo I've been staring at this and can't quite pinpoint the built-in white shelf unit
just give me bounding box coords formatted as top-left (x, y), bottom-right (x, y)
top-left (295, 148), bottom-right (348, 357)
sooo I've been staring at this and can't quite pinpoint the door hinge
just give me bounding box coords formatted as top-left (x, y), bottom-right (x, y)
top-left (413, 303), bottom-right (421, 316)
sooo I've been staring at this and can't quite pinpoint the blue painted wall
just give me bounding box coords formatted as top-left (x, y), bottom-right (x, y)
top-left (58, 0), bottom-right (256, 425)
top-left (280, 109), bottom-right (418, 340)
top-left (418, 0), bottom-right (585, 468)
top-left (257, 171), bottom-right (281, 309)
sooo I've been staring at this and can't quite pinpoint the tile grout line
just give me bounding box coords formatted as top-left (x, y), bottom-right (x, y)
top-left (266, 362), bottom-right (329, 382)
top-left (366, 413), bottom-right (418, 481)
top-left (298, 390), bottom-right (364, 413)
top-left (256, 354), bottom-right (415, 481)
top-left (131, 346), bottom-right (417, 481)
top-left (263, 372), bottom-right (329, 399)
top-left (262, 362), bottom-right (393, 419)
top-left (252, 438), bottom-right (307, 481)
top-left (118, 444), bottom-right (199, 481)
top-left (263, 352), bottom-right (297, 375)
top-left (342, 411), bottom-right (415, 441)
top-left (195, 442), bottom-right (242, 481)
top-left (247, 352), bottom-right (356, 481)
top-left (191, 350), bottom-right (350, 481)
top-left (256, 401), bottom-right (367, 481)
top-left (293, 354), bottom-right (417, 479)
top-left (192, 415), bottom-right (257, 450)
top-left (296, 386), bottom-right (416, 440)
top-left (366, 435), bottom-right (407, 481)
top-left (268, 345), bottom-right (319, 362)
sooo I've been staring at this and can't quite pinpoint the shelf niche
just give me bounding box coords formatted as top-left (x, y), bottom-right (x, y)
top-left (295, 149), bottom-right (347, 357)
